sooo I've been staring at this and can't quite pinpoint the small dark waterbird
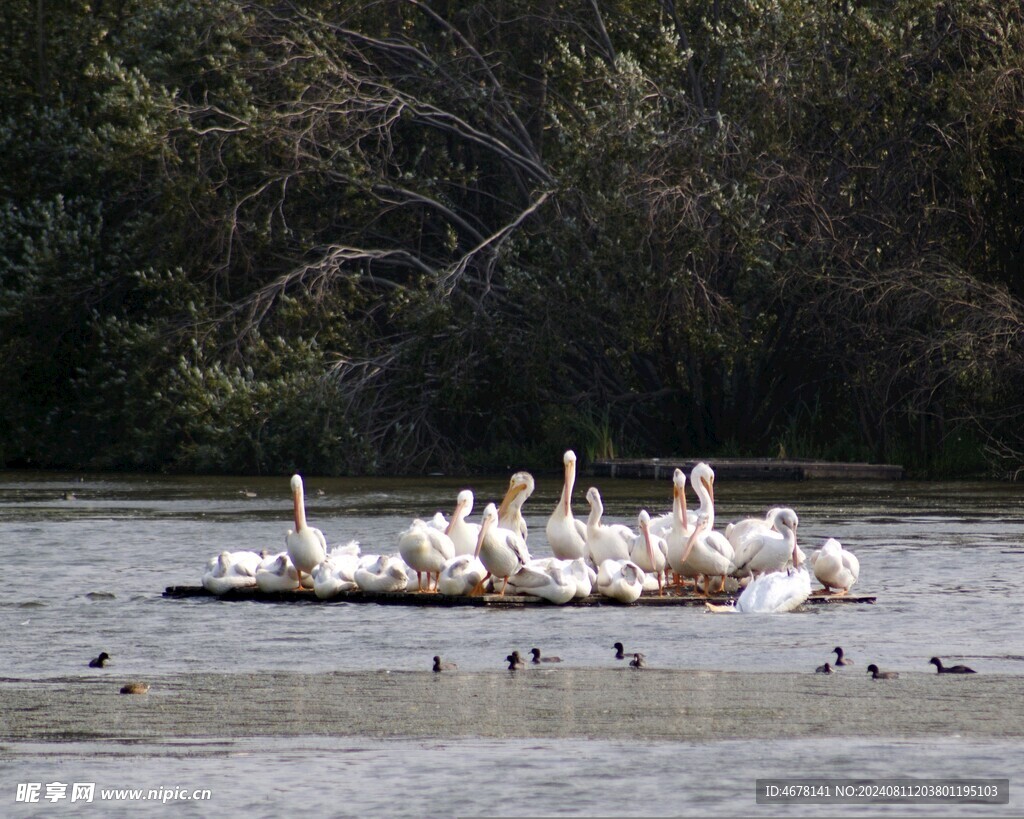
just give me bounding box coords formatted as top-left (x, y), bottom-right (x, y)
top-left (120, 682), bottom-right (150, 695)
top-left (929, 657), bottom-right (976, 674)
top-left (432, 655), bottom-right (457, 672)
top-left (866, 663), bottom-right (898, 680)
top-left (507, 651), bottom-right (526, 670)
top-left (816, 662), bottom-right (834, 674)
top-left (629, 653), bottom-right (646, 669)
top-left (88, 652), bottom-right (110, 668)
top-left (833, 646), bottom-right (853, 666)
top-left (530, 648), bottom-right (561, 664)
top-left (613, 641), bottom-right (626, 660)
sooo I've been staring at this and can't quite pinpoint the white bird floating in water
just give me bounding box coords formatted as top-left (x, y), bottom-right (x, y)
top-left (545, 450), bottom-right (588, 560)
top-left (706, 567), bottom-right (812, 613)
top-left (596, 559), bottom-right (646, 604)
top-left (809, 538), bottom-right (860, 594)
top-left (202, 550), bottom-right (262, 595)
top-left (285, 474), bottom-right (327, 588)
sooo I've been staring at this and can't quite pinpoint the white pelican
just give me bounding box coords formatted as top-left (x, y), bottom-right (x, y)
top-left (398, 518), bottom-right (456, 592)
top-left (732, 508), bottom-right (800, 577)
top-left (475, 502), bottom-right (531, 595)
top-left (808, 538), bottom-right (860, 594)
top-left (285, 474), bottom-right (327, 587)
top-left (354, 554), bottom-right (409, 593)
top-left (565, 557), bottom-right (597, 598)
top-left (507, 559), bottom-right (577, 604)
top-left (726, 507), bottom-right (786, 561)
top-left (628, 510), bottom-right (668, 596)
top-left (585, 486), bottom-right (633, 566)
top-left (444, 489), bottom-right (482, 556)
top-left (678, 514), bottom-right (736, 595)
top-left (662, 469), bottom-right (697, 588)
top-left (649, 469), bottom-right (698, 536)
top-left (201, 550), bottom-right (261, 595)
top-left (436, 554), bottom-right (488, 596)
top-left (707, 566), bottom-right (811, 613)
top-left (498, 471), bottom-right (535, 541)
top-left (596, 558), bottom-right (645, 604)
top-left (311, 542), bottom-right (362, 599)
top-left (545, 450), bottom-right (588, 560)
top-left (255, 552), bottom-right (300, 592)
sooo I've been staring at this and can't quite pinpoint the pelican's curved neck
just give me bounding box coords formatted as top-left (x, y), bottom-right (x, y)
top-left (587, 493), bottom-right (603, 530)
top-left (694, 479), bottom-right (714, 530)
top-left (293, 485), bottom-right (307, 531)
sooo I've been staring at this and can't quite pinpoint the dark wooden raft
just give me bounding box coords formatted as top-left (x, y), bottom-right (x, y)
top-left (163, 585), bottom-right (876, 609)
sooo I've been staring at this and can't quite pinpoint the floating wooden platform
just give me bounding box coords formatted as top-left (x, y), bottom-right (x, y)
top-left (592, 457), bottom-right (904, 481)
top-left (163, 586), bottom-right (875, 608)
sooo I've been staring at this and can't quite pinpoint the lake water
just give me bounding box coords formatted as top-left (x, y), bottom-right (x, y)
top-left (2, 470), bottom-right (1023, 816)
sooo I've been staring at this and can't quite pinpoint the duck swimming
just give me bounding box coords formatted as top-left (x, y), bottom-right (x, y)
top-left (629, 653), bottom-right (646, 668)
top-left (507, 651), bottom-right (526, 670)
top-left (815, 662), bottom-right (833, 674)
top-left (866, 664), bottom-right (898, 680)
top-left (833, 646), bottom-right (853, 666)
top-left (433, 656), bottom-right (458, 672)
top-left (613, 641), bottom-right (626, 660)
top-left (530, 648), bottom-right (562, 664)
top-left (88, 652), bottom-right (110, 668)
top-left (120, 682), bottom-right (150, 695)
top-left (929, 657), bottom-right (976, 674)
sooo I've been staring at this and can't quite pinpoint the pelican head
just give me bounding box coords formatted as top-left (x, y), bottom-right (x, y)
top-left (691, 462), bottom-right (715, 505)
top-left (498, 471), bottom-right (535, 519)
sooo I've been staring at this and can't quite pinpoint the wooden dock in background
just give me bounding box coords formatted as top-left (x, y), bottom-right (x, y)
top-left (591, 457), bottom-right (904, 481)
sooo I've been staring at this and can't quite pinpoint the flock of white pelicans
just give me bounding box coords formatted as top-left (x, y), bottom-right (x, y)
top-left (201, 452), bottom-right (861, 613)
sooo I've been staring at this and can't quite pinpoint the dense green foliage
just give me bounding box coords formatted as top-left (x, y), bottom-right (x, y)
top-left (2, 0), bottom-right (1023, 476)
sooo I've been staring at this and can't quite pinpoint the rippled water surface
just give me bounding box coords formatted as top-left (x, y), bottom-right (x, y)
top-left (2, 470), bottom-right (1023, 816)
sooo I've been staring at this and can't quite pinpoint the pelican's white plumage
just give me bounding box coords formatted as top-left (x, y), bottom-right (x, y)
top-left (596, 559), bottom-right (645, 604)
top-left (663, 469), bottom-right (698, 585)
top-left (475, 502), bottom-right (531, 595)
top-left (679, 514), bottom-right (736, 595)
top-left (545, 450), bottom-right (588, 560)
top-left (398, 518), bottom-right (456, 591)
top-left (311, 542), bottom-right (361, 599)
top-left (726, 507), bottom-right (786, 564)
top-left (628, 510), bottom-right (668, 595)
top-left (498, 471), bottom-right (535, 541)
top-left (564, 557), bottom-right (597, 598)
top-left (733, 508), bottom-right (800, 577)
top-left (202, 550), bottom-right (261, 595)
top-left (809, 538), bottom-right (860, 594)
top-left (436, 554), bottom-right (488, 596)
top-left (445, 489), bottom-right (482, 556)
top-left (354, 554), bottom-right (409, 593)
top-left (285, 474), bottom-right (327, 583)
top-left (727, 567), bottom-right (812, 613)
top-left (585, 486), bottom-right (633, 566)
top-left (650, 468), bottom-right (698, 537)
top-left (508, 559), bottom-right (577, 604)
top-left (255, 552), bottom-right (300, 592)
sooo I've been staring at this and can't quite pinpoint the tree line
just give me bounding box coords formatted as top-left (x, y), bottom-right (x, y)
top-left (2, 0), bottom-right (1023, 477)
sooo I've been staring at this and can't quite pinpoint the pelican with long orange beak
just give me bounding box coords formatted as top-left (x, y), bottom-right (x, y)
top-left (678, 514), bottom-right (736, 596)
top-left (497, 471), bottom-right (535, 541)
top-left (284, 474), bottom-right (327, 588)
top-left (444, 489), bottom-right (481, 556)
top-left (475, 502), bottom-right (531, 595)
top-left (628, 510), bottom-right (668, 595)
top-left (545, 450), bottom-right (588, 560)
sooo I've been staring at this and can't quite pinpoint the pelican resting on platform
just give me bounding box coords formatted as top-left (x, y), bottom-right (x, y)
top-left (809, 538), bottom-right (860, 594)
top-left (546, 450), bottom-right (588, 560)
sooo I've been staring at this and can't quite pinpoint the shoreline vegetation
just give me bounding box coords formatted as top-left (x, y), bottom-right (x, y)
top-left (2, 2), bottom-right (1023, 480)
